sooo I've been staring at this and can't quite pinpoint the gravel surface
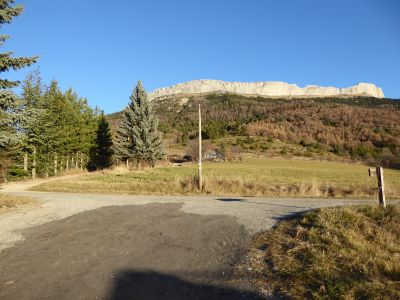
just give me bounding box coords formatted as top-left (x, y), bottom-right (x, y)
top-left (0, 179), bottom-right (397, 299)
top-left (0, 178), bottom-right (387, 253)
top-left (0, 203), bottom-right (260, 299)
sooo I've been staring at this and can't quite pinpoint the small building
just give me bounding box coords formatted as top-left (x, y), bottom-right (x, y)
top-left (203, 150), bottom-right (225, 162)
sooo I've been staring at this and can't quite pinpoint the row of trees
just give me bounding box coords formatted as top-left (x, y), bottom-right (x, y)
top-left (15, 72), bottom-right (102, 178)
top-left (3, 74), bottom-right (164, 181)
top-left (0, 1), bottom-right (164, 182)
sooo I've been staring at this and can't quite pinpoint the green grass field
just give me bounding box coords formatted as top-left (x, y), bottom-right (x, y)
top-left (31, 157), bottom-right (400, 198)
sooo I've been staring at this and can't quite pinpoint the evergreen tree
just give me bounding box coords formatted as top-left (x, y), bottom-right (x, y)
top-left (115, 81), bottom-right (164, 167)
top-left (89, 115), bottom-right (114, 170)
top-left (0, 0), bottom-right (38, 180)
top-left (19, 74), bottom-right (99, 177)
top-left (19, 70), bottom-right (45, 175)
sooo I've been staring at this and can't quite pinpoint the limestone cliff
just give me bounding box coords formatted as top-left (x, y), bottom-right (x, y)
top-left (149, 80), bottom-right (384, 99)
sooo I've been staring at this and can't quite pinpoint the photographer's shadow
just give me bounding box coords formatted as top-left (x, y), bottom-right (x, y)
top-left (108, 270), bottom-right (266, 300)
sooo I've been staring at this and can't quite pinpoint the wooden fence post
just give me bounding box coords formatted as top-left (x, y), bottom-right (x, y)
top-left (32, 146), bottom-right (36, 180)
top-left (24, 153), bottom-right (28, 172)
top-left (369, 166), bottom-right (386, 208)
top-left (54, 154), bottom-right (58, 176)
top-left (376, 166), bottom-right (386, 208)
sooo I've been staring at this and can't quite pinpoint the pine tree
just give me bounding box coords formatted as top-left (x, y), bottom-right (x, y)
top-left (115, 81), bottom-right (164, 167)
top-left (89, 115), bottom-right (114, 170)
top-left (0, 0), bottom-right (38, 181)
top-left (20, 70), bottom-right (45, 176)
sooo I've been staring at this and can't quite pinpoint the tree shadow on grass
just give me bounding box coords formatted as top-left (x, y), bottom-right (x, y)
top-left (108, 270), bottom-right (267, 300)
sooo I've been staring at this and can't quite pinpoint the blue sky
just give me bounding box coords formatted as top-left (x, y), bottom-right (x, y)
top-left (3, 0), bottom-right (400, 113)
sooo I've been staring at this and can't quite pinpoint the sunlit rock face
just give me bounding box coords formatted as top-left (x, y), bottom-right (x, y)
top-left (149, 80), bottom-right (384, 99)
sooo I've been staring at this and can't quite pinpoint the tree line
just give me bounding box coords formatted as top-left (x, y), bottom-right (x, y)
top-left (136, 93), bottom-right (399, 165)
top-left (16, 72), bottom-right (102, 178)
top-left (0, 1), bottom-right (165, 182)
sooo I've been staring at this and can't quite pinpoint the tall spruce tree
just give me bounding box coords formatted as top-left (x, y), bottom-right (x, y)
top-left (115, 81), bottom-right (164, 167)
top-left (0, 0), bottom-right (38, 181)
top-left (88, 115), bottom-right (114, 170)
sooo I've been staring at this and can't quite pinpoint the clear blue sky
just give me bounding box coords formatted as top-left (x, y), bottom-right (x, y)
top-left (3, 0), bottom-right (400, 113)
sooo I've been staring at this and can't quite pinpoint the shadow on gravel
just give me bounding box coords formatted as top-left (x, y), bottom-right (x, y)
top-left (272, 211), bottom-right (308, 223)
top-left (216, 198), bottom-right (308, 209)
top-left (109, 270), bottom-right (266, 300)
top-left (216, 198), bottom-right (245, 202)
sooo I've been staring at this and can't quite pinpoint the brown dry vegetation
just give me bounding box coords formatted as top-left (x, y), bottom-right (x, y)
top-left (31, 158), bottom-right (400, 199)
top-left (0, 194), bottom-right (36, 211)
top-left (109, 94), bottom-right (400, 165)
top-left (246, 205), bottom-right (400, 299)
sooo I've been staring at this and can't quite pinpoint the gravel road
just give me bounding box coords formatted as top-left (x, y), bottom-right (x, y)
top-left (0, 179), bottom-right (396, 299)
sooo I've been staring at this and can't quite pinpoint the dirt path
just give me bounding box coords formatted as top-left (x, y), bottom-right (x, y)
top-left (0, 173), bottom-right (88, 193)
top-left (0, 179), bottom-right (397, 299)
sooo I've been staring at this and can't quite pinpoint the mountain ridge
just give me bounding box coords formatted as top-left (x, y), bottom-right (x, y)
top-left (149, 80), bottom-right (384, 99)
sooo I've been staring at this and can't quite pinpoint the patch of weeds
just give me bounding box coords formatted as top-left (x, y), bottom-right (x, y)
top-left (246, 205), bottom-right (400, 299)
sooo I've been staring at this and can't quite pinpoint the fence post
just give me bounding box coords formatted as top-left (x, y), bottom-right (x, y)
top-left (54, 154), bottom-right (58, 176)
top-left (32, 146), bottom-right (36, 180)
top-left (24, 153), bottom-right (28, 172)
top-left (376, 166), bottom-right (386, 208)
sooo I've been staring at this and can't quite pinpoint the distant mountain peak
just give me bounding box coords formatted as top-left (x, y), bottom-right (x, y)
top-left (149, 80), bottom-right (384, 99)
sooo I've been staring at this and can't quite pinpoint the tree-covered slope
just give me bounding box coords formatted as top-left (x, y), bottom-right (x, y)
top-left (108, 94), bottom-right (400, 164)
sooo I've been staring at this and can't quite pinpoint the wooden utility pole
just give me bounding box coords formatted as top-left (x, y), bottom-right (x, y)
top-left (198, 103), bottom-right (202, 191)
top-left (368, 165), bottom-right (386, 208)
top-left (32, 146), bottom-right (36, 180)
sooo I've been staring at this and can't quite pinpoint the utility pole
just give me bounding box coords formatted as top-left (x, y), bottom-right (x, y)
top-left (198, 103), bottom-right (202, 191)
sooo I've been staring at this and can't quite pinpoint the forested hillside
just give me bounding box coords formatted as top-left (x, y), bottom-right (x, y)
top-left (109, 94), bottom-right (400, 165)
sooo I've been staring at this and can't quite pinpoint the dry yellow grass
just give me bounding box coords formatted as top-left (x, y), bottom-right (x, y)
top-left (0, 194), bottom-right (36, 211)
top-left (30, 158), bottom-right (400, 199)
top-left (247, 205), bottom-right (400, 299)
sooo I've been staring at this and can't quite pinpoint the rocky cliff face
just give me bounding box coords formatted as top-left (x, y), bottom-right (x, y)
top-left (149, 80), bottom-right (384, 99)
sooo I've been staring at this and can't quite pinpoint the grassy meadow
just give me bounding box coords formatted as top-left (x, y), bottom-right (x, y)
top-left (30, 157), bottom-right (400, 199)
top-left (247, 205), bottom-right (400, 299)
